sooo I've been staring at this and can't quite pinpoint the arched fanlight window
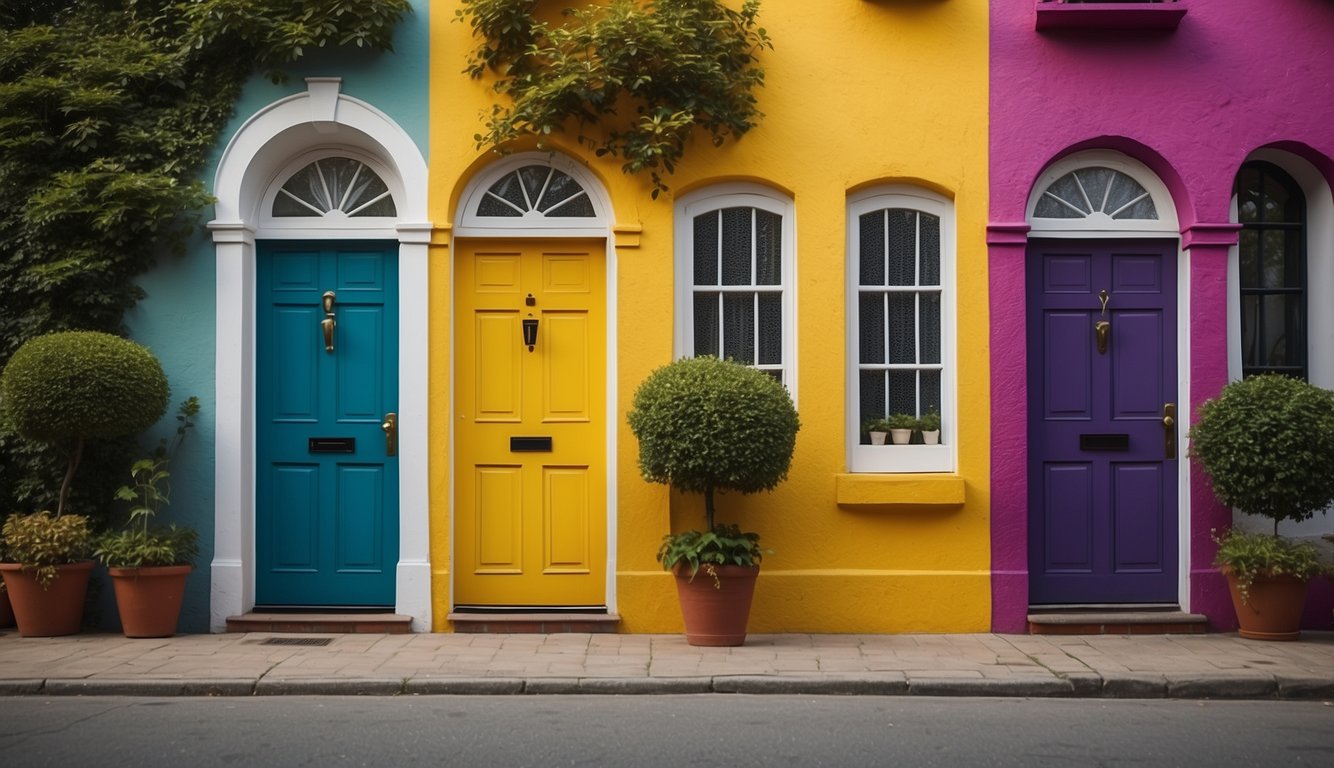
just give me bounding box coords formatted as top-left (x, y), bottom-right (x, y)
top-left (1033, 166), bottom-right (1158, 221)
top-left (272, 157), bottom-right (396, 218)
top-left (475, 165), bottom-right (595, 218)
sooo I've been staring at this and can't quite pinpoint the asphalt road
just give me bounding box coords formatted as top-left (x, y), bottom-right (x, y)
top-left (2, 695), bottom-right (1332, 767)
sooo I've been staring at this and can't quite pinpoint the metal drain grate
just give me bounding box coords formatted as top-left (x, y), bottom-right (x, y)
top-left (259, 637), bottom-right (334, 647)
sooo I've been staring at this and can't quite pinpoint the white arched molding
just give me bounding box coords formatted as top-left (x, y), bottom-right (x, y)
top-left (454, 151), bottom-right (612, 238)
top-left (1227, 148), bottom-right (1334, 388)
top-left (1027, 150), bottom-right (1179, 237)
top-left (207, 77), bottom-right (432, 632)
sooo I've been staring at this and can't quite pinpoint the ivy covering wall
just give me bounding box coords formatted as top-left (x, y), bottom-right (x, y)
top-left (0, 0), bottom-right (410, 517)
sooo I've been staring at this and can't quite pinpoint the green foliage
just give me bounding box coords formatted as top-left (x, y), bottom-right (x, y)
top-left (1188, 374), bottom-right (1334, 528)
top-left (0, 511), bottom-right (92, 588)
top-left (918, 408), bottom-right (941, 433)
top-left (628, 356), bottom-right (799, 530)
top-left (95, 397), bottom-right (200, 568)
top-left (0, 0), bottom-right (409, 511)
top-left (1213, 527), bottom-right (1325, 603)
top-left (1, 331), bottom-right (168, 443)
top-left (657, 524), bottom-right (764, 585)
top-left (457, 0), bottom-right (772, 197)
top-left (886, 413), bottom-right (917, 430)
top-left (863, 418), bottom-right (891, 434)
top-left (1, 331), bottom-right (169, 516)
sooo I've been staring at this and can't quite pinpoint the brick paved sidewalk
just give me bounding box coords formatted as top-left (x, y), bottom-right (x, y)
top-left (1, 631), bottom-right (1332, 699)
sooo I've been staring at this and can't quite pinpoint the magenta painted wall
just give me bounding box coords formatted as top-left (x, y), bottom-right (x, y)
top-left (989, 1), bottom-right (1334, 631)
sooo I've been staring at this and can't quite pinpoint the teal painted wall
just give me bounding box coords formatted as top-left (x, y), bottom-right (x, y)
top-left (121, 2), bottom-right (428, 632)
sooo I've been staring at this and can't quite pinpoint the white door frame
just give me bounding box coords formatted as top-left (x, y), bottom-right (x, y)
top-left (208, 78), bottom-right (432, 631)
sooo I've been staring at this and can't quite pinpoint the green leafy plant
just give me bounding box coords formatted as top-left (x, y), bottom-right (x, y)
top-left (863, 418), bottom-right (891, 434)
top-left (1189, 375), bottom-right (1334, 605)
top-left (0, 511), bottom-right (92, 588)
top-left (1188, 374), bottom-right (1334, 531)
top-left (95, 397), bottom-right (201, 569)
top-left (886, 412), bottom-right (917, 431)
top-left (1212, 527), bottom-right (1325, 605)
top-left (0, 331), bottom-right (168, 517)
top-left (918, 408), bottom-right (941, 433)
top-left (457, 0), bottom-right (772, 197)
top-left (627, 356), bottom-right (799, 582)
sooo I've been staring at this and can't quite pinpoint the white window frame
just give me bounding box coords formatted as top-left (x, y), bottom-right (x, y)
top-left (674, 183), bottom-right (798, 400)
top-left (846, 186), bottom-right (956, 473)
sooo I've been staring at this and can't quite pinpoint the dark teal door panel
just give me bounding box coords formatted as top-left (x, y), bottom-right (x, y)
top-left (257, 242), bottom-right (399, 606)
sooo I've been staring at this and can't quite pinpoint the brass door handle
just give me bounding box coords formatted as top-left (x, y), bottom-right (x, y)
top-left (321, 291), bottom-right (336, 353)
top-left (1163, 403), bottom-right (1176, 459)
top-left (382, 412), bottom-right (397, 457)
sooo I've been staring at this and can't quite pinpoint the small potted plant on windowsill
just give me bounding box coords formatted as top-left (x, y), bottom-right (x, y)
top-left (886, 413), bottom-right (917, 445)
top-left (1188, 374), bottom-right (1334, 640)
top-left (95, 397), bottom-right (201, 638)
top-left (864, 418), bottom-right (892, 446)
top-left (918, 409), bottom-right (942, 445)
top-left (0, 331), bottom-right (168, 637)
top-left (628, 356), bottom-right (799, 647)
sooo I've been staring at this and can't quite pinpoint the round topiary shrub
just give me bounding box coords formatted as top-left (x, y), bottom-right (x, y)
top-left (627, 356), bottom-right (799, 531)
top-left (1, 331), bottom-right (169, 516)
top-left (1188, 374), bottom-right (1334, 530)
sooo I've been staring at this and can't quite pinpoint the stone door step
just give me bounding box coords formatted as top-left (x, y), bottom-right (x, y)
top-left (226, 612), bottom-right (414, 634)
top-left (1027, 608), bottom-right (1208, 635)
top-left (446, 612), bottom-right (621, 634)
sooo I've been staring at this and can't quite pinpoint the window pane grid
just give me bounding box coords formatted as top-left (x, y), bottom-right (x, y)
top-left (857, 208), bottom-right (942, 428)
top-left (692, 206), bottom-right (785, 380)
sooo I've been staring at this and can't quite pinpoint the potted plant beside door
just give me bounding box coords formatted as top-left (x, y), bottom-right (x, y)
top-left (1188, 374), bottom-right (1334, 640)
top-left (95, 397), bottom-right (200, 638)
top-left (628, 356), bottom-right (800, 646)
top-left (0, 331), bottom-right (168, 636)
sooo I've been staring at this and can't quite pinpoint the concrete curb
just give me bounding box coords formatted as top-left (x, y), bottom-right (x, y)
top-left (4, 673), bottom-right (1334, 699)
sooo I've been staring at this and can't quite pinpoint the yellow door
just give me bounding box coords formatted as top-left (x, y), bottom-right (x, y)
top-left (454, 239), bottom-right (607, 607)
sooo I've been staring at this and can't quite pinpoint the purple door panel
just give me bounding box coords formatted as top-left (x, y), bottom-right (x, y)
top-left (1027, 241), bottom-right (1178, 604)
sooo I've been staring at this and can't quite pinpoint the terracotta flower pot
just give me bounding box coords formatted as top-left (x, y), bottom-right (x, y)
top-left (109, 565), bottom-right (192, 638)
top-left (672, 563), bottom-right (758, 647)
top-left (889, 428), bottom-right (913, 445)
top-left (1223, 569), bottom-right (1309, 641)
top-left (0, 561), bottom-right (93, 637)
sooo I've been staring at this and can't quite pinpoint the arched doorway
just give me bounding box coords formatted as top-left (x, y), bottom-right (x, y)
top-left (1024, 151), bottom-right (1183, 606)
top-left (209, 78), bottom-right (431, 630)
top-left (450, 152), bottom-right (615, 612)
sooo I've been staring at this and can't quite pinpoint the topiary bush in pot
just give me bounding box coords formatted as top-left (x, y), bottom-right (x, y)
top-left (1188, 374), bottom-right (1334, 639)
top-left (627, 356), bottom-right (799, 645)
top-left (0, 331), bottom-right (168, 635)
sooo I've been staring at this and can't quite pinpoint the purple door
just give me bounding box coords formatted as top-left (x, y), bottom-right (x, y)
top-left (1027, 240), bottom-right (1178, 604)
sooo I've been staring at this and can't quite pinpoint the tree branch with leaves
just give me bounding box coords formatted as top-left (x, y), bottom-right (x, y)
top-left (457, 0), bottom-right (772, 197)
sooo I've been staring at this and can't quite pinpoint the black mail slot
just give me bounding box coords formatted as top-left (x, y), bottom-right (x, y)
top-left (309, 437), bottom-right (355, 454)
top-left (1080, 433), bottom-right (1129, 452)
top-left (511, 436), bottom-right (553, 452)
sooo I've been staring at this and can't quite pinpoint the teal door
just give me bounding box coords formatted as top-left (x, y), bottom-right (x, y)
top-left (256, 242), bottom-right (399, 607)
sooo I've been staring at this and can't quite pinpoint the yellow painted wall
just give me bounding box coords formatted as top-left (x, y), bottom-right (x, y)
top-left (428, 0), bottom-right (989, 632)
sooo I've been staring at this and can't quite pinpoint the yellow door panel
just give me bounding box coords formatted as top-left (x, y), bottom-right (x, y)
top-left (544, 467), bottom-right (591, 572)
top-left (475, 466), bottom-right (522, 573)
top-left (455, 239), bottom-right (606, 607)
top-left (544, 313), bottom-right (590, 420)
